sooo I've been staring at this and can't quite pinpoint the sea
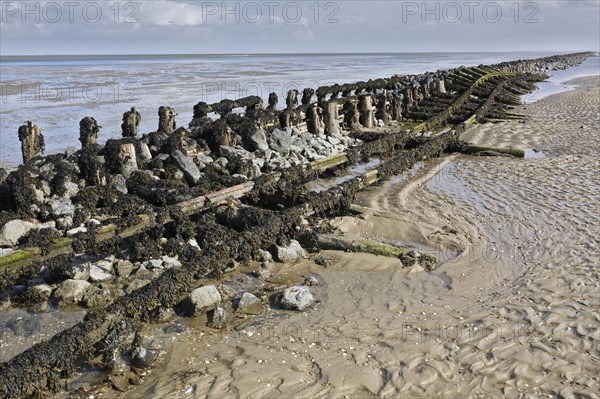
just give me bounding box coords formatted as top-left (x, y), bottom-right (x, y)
top-left (1, 52), bottom-right (598, 166)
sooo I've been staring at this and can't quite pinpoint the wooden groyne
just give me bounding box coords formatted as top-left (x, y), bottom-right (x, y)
top-left (0, 52), bottom-right (592, 399)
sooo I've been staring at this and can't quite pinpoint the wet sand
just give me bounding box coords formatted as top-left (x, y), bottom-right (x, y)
top-left (110, 77), bottom-right (599, 398)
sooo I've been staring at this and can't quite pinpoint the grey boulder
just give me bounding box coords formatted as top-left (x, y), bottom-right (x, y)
top-left (248, 129), bottom-right (269, 152)
top-left (53, 279), bottom-right (91, 306)
top-left (273, 240), bottom-right (307, 263)
top-left (184, 285), bottom-right (222, 315)
top-left (89, 258), bottom-right (114, 282)
top-left (269, 128), bottom-right (293, 155)
top-left (236, 292), bottom-right (262, 314)
top-left (277, 286), bottom-right (314, 311)
top-left (0, 220), bottom-right (35, 247)
top-left (172, 150), bottom-right (202, 184)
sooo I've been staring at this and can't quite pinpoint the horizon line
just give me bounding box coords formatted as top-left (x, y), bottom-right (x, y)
top-left (1, 50), bottom-right (594, 59)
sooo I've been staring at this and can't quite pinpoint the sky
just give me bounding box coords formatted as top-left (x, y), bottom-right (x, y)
top-left (0, 0), bottom-right (599, 55)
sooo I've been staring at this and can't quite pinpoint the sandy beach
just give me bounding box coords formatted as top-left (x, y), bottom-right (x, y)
top-left (116, 76), bottom-right (600, 399)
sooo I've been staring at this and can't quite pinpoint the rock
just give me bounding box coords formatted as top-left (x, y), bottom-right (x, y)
top-left (153, 307), bottom-right (176, 323)
top-left (208, 306), bottom-right (227, 329)
top-left (195, 153), bottom-right (214, 165)
top-left (87, 219), bottom-right (101, 228)
top-left (252, 269), bottom-right (271, 278)
top-left (53, 279), bottom-right (91, 306)
top-left (56, 216), bottom-right (73, 230)
top-left (111, 174), bottom-right (128, 194)
top-left (109, 375), bottom-right (130, 392)
top-left (312, 255), bottom-right (336, 267)
top-left (63, 182), bottom-right (79, 198)
top-left (327, 135), bottom-right (341, 146)
top-left (137, 142), bottom-right (152, 164)
top-left (273, 240), bottom-right (307, 263)
top-left (143, 259), bottom-right (163, 269)
top-left (126, 278), bottom-right (150, 294)
top-left (37, 220), bottom-right (56, 230)
top-left (133, 264), bottom-right (148, 276)
top-left (225, 260), bottom-right (239, 272)
top-left (408, 250), bottom-right (420, 258)
top-left (27, 284), bottom-right (53, 303)
top-left (184, 285), bottom-right (221, 315)
top-left (155, 153), bottom-right (169, 162)
top-left (256, 249), bottom-right (273, 262)
top-left (252, 158), bottom-right (265, 170)
top-left (67, 258), bottom-right (91, 280)
top-left (33, 187), bottom-right (45, 203)
top-left (173, 170), bottom-right (184, 180)
top-left (269, 128), bottom-right (293, 155)
top-left (49, 198), bottom-right (75, 218)
top-left (303, 274), bottom-right (319, 287)
top-left (277, 286), bottom-right (314, 311)
top-left (89, 259), bottom-right (114, 282)
top-left (213, 157), bottom-right (229, 171)
top-left (236, 292), bottom-right (262, 314)
top-left (116, 260), bottom-right (135, 277)
top-left (172, 150), bottom-right (201, 184)
top-left (220, 145), bottom-right (255, 161)
top-left (248, 129), bottom-right (269, 152)
top-left (217, 284), bottom-right (237, 301)
top-left (132, 346), bottom-right (154, 368)
top-left (261, 148), bottom-right (272, 162)
top-left (0, 220), bottom-right (35, 247)
top-left (268, 157), bottom-right (291, 170)
top-left (82, 286), bottom-right (115, 308)
top-left (162, 255), bottom-right (182, 268)
top-left (239, 161), bottom-right (262, 179)
top-left (66, 226), bottom-right (87, 236)
top-left (188, 238), bottom-right (200, 250)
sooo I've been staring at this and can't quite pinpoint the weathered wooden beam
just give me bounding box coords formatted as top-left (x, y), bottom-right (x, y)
top-left (413, 70), bottom-right (515, 132)
top-left (462, 145), bottom-right (525, 158)
top-left (313, 233), bottom-right (438, 269)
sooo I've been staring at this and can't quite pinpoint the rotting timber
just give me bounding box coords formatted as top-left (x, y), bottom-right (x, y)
top-left (0, 52), bottom-right (592, 398)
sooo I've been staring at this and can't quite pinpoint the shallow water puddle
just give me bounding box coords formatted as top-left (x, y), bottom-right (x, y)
top-left (307, 158), bottom-right (381, 192)
top-left (0, 307), bottom-right (85, 362)
top-left (387, 161), bottom-right (425, 185)
top-left (524, 148), bottom-right (546, 159)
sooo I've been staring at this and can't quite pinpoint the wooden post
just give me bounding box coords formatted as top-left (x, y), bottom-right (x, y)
top-left (358, 94), bottom-right (375, 128)
top-left (342, 99), bottom-right (360, 130)
top-left (79, 117), bottom-right (100, 149)
top-left (267, 92), bottom-right (278, 111)
top-left (18, 121), bottom-right (45, 164)
top-left (158, 106), bottom-right (176, 134)
top-left (324, 101), bottom-right (340, 135)
top-left (285, 89), bottom-right (299, 110)
top-left (302, 88), bottom-right (315, 105)
top-left (306, 104), bottom-right (322, 134)
top-left (121, 107), bottom-right (141, 137)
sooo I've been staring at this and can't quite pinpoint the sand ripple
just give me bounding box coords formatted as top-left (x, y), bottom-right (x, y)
top-left (119, 77), bottom-right (599, 399)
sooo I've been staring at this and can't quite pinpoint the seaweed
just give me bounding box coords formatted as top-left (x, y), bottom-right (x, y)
top-left (18, 228), bottom-right (62, 256)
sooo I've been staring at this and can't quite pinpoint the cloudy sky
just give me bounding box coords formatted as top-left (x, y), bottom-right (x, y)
top-left (1, 0), bottom-right (598, 55)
